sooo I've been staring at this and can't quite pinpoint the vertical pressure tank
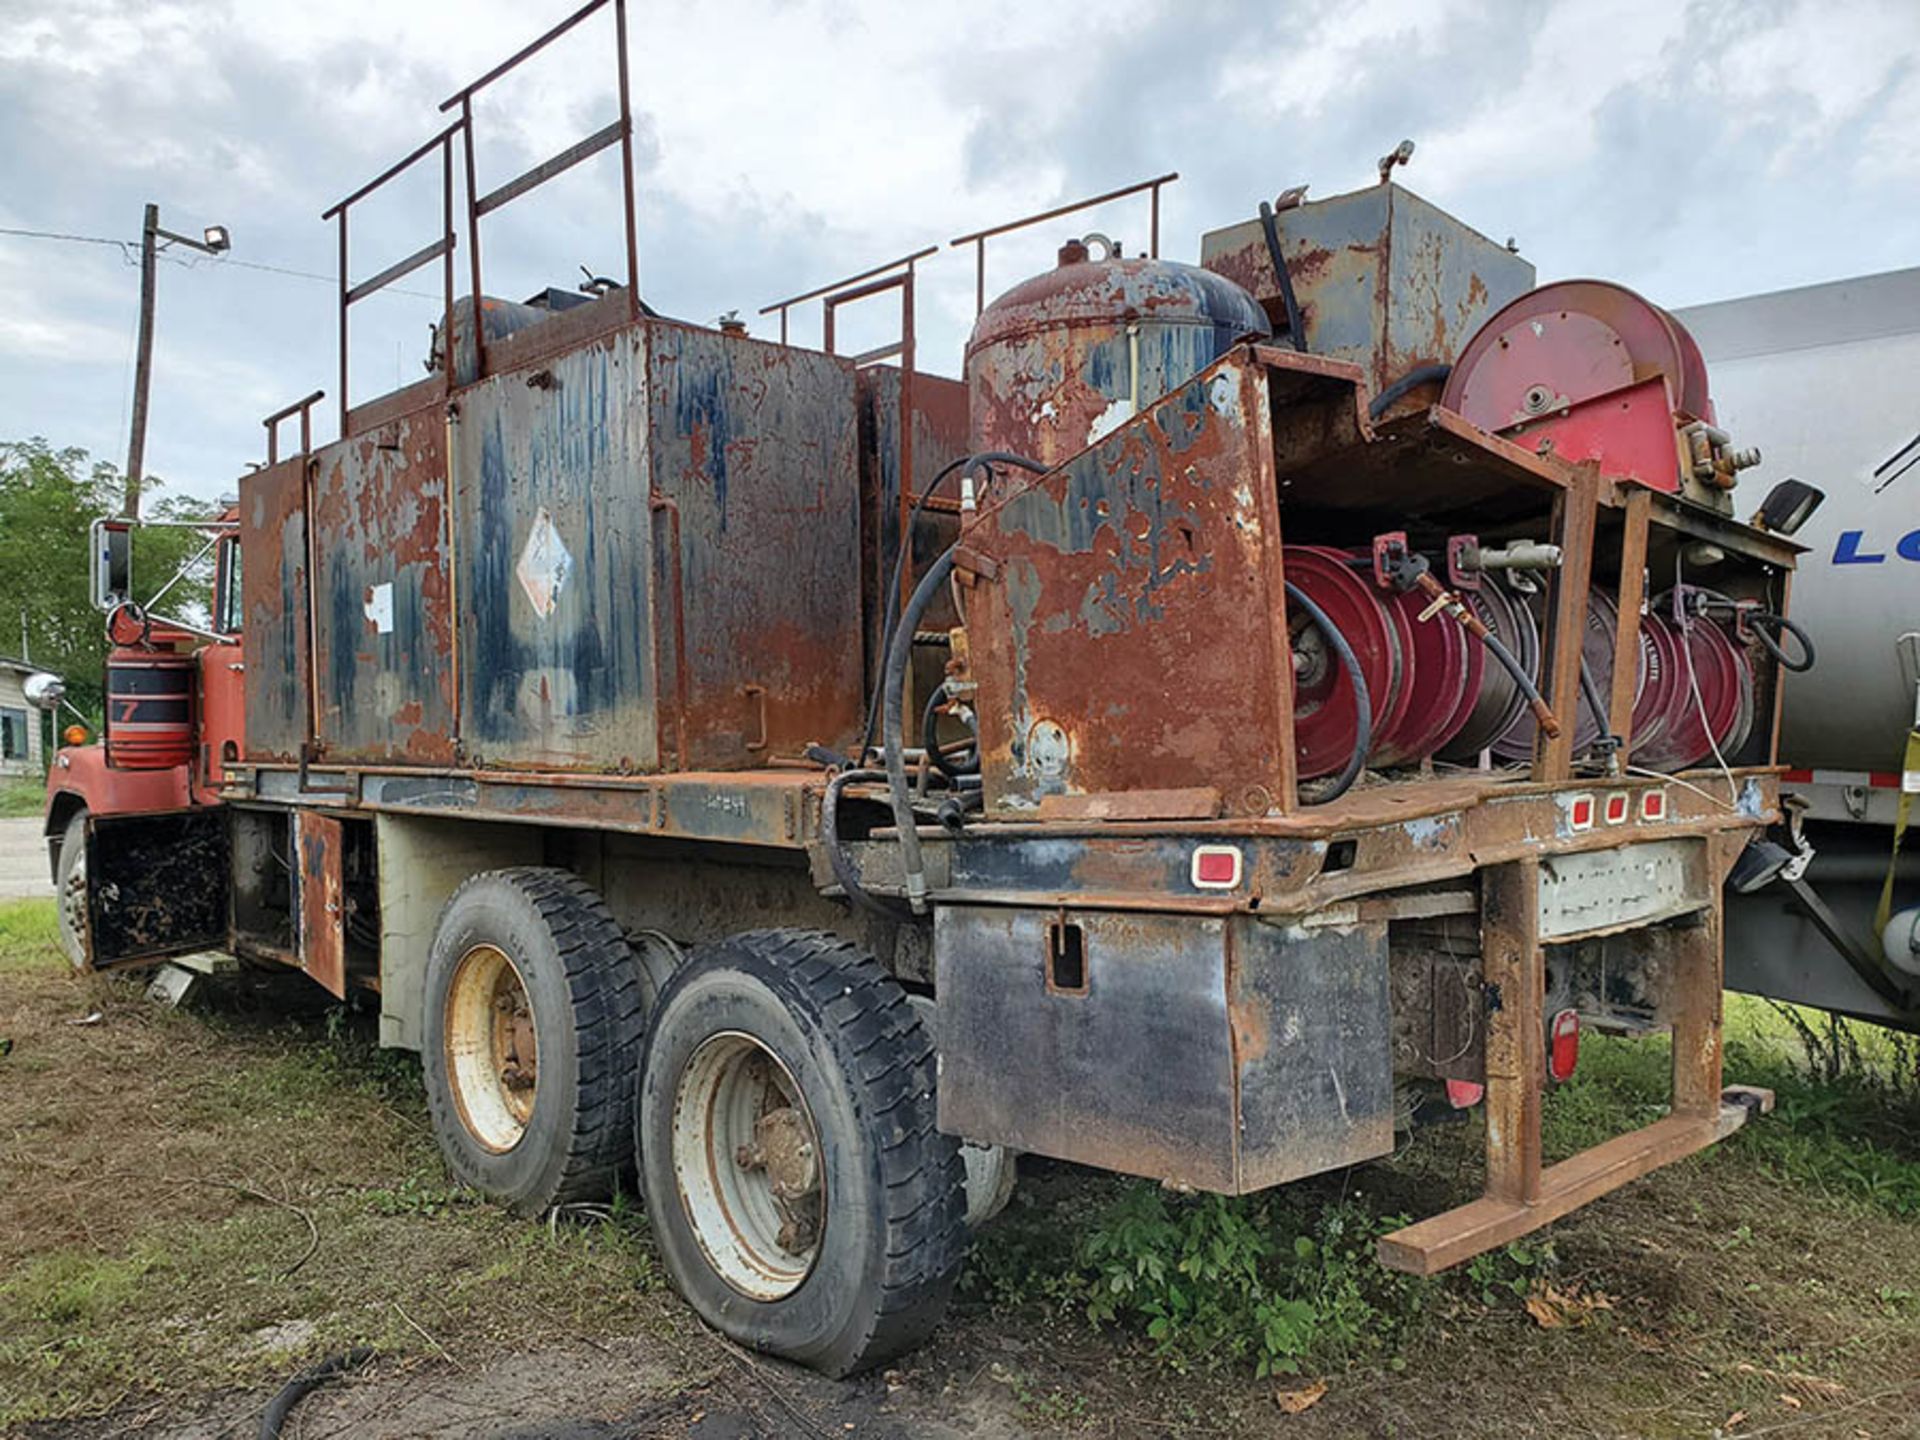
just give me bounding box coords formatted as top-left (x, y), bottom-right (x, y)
top-left (965, 237), bottom-right (1270, 469)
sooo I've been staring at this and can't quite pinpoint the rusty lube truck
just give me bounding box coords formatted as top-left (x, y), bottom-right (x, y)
top-left (48, 0), bottom-right (1822, 1376)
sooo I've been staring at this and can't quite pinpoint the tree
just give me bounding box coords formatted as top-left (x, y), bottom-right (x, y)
top-left (0, 438), bottom-right (219, 724)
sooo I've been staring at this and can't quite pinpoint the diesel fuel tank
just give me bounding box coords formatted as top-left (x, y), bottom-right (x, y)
top-left (965, 236), bottom-right (1269, 468)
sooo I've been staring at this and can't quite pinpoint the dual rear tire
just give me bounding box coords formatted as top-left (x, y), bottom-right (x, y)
top-left (419, 872), bottom-right (965, 1375)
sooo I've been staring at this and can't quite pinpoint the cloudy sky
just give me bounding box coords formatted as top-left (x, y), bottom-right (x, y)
top-left (2, 0), bottom-right (1915, 506)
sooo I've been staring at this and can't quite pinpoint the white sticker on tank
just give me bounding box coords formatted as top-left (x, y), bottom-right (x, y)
top-left (1087, 397), bottom-right (1135, 445)
top-left (516, 507), bottom-right (573, 619)
top-left (363, 581), bottom-right (393, 634)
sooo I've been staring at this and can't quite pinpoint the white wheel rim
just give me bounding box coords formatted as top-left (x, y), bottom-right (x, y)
top-left (61, 837), bottom-right (87, 964)
top-left (444, 944), bottom-right (538, 1153)
top-left (671, 1031), bottom-right (824, 1301)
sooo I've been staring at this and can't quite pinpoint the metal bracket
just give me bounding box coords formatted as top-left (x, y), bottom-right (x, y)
top-left (1447, 534), bottom-right (1481, 591)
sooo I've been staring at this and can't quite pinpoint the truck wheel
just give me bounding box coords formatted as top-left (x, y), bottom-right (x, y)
top-left (636, 929), bottom-right (966, 1377)
top-left (55, 810), bottom-right (90, 971)
top-left (422, 868), bottom-right (646, 1216)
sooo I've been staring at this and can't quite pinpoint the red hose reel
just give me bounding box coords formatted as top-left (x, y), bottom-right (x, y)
top-left (1284, 546), bottom-right (1755, 780)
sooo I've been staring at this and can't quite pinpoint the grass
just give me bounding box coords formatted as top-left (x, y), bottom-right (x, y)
top-left (958, 995), bottom-right (1920, 1434)
top-left (0, 774), bottom-right (47, 817)
top-left (3, 891), bottom-right (1920, 1436)
top-left (0, 898), bottom-right (683, 1430)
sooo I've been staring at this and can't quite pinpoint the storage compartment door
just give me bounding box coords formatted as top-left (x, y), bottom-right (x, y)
top-left (85, 809), bottom-right (230, 969)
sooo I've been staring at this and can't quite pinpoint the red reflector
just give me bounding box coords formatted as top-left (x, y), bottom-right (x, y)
top-left (1641, 789), bottom-right (1666, 821)
top-left (1548, 1008), bottom-right (1580, 1083)
top-left (1569, 795), bottom-right (1594, 830)
top-left (1191, 845), bottom-right (1243, 889)
top-left (1445, 1079), bottom-right (1485, 1109)
top-left (1604, 792), bottom-right (1628, 825)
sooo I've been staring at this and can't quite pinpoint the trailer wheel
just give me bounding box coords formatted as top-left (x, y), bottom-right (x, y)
top-left (422, 868), bottom-right (646, 1215)
top-left (636, 929), bottom-right (965, 1377)
top-left (55, 809), bottom-right (89, 971)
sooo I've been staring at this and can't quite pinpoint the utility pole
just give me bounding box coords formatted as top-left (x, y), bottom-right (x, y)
top-left (123, 204), bottom-right (159, 520)
top-left (121, 203), bottom-right (232, 521)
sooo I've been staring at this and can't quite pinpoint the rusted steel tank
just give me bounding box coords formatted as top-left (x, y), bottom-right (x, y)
top-left (965, 237), bottom-right (1269, 467)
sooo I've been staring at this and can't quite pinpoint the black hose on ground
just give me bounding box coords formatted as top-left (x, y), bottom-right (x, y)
top-left (1285, 579), bottom-right (1372, 804)
top-left (258, 1347), bottom-right (374, 1440)
top-left (861, 450), bottom-right (1048, 757)
top-left (1258, 201), bottom-right (1307, 352)
top-left (822, 768), bottom-right (908, 919)
top-left (885, 546), bottom-right (960, 912)
top-left (1368, 363), bottom-right (1452, 420)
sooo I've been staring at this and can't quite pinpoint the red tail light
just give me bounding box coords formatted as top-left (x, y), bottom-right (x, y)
top-left (1548, 1008), bottom-right (1581, 1083)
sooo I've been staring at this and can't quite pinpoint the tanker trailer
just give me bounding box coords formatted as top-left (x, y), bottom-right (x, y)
top-left (1677, 269), bottom-right (1920, 1029)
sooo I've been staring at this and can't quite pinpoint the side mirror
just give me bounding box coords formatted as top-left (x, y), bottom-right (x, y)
top-left (22, 672), bottom-right (66, 711)
top-left (1750, 478), bottom-right (1824, 537)
top-left (90, 517), bottom-right (133, 610)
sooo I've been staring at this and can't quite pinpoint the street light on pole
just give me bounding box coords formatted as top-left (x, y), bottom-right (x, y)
top-left (122, 203), bottom-right (232, 520)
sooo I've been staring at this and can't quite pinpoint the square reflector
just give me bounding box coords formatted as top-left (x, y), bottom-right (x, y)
top-left (1191, 845), bottom-right (1243, 889)
top-left (1569, 794), bottom-right (1594, 831)
top-left (1641, 789), bottom-right (1666, 821)
top-left (1603, 792), bottom-right (1628, 825)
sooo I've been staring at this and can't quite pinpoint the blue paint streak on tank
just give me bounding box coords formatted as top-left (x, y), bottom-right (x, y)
top-left (671, 343), bottom-right (734, 531)
top-left (326, 558), bottom-right (358, 719)
top-left (469, 408), bottom-right (518, 741)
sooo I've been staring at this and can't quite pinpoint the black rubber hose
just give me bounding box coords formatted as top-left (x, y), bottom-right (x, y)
top-left (885, 546), bottom-right (959, 912)
top-left (1578, 660), bottom-right (1611, 741)
top-left (823, 768), bottom-right (908, 919)
top-left (861, 450), bottom-right (1048, 756)
top-left (258, 1347), bottom-right (374, 1439)
top-left (1474, 618), bottom-right (1549, 718)
top-left (1368, 363), bottom-right (1452, 420)
top-left (1749, 611), bottom-right (1816, 673)
top-left (921, 681), bottom-right (978, 781)
top-left (1284, 579), bottom-right (1371, 803)
top-left (1258, 201), bottom-right (1307, 352)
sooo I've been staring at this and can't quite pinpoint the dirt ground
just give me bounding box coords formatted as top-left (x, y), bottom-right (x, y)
top-left (5, 893), bottom-right (1920, 1440)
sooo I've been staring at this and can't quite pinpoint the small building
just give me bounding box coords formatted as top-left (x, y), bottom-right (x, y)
top-left (0, 657), bottom-right (46, 778)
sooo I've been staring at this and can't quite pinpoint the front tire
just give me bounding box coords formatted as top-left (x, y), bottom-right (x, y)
top-left (421, 868), bottom-right (646, 1215)
top-left (636, 929), bottom-right (965, 1377)
top-left (55, 810), bottom-right (89, 971)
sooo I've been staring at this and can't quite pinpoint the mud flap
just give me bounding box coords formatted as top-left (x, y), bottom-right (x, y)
top-left (85, 809), bottom-right (230, 969)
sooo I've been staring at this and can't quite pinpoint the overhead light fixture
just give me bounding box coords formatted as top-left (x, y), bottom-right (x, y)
top-left (202, 224), bottom-right (231, 253)
top-left (1751, 478), bottom-right (1824, 537)
top-left (1727, 837), bottom-right (1794, 894)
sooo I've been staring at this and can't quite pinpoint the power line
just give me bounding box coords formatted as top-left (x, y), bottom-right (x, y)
top-left (0, 224), bottom-right (440, 300)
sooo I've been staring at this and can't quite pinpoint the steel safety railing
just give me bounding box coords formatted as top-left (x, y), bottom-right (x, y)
top-left (321, 122), bottom-right (462, 435)
top-left (950, 171), bottom-right (1177, 315)
top-left (437, 0), bottom-right (641, 386)
top-left (321, 0), bottom-right (640, 437)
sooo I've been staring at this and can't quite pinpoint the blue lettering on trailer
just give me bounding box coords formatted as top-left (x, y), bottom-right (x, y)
top-left (1832, 529), bottom-right (1920, 564)
top-left (1833, 530), bottom-right (1886, 564)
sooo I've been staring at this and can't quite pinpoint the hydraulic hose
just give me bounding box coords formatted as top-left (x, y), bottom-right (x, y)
top-left (861, 450), bottom-right (1048, 756)
top-left (1258, 200), bottom-right (1307, 352)
top-left (1368, 363), bottom-right (1452, 420)
top-left (921, 681), bottom-right (978, 781)
top-left (1749, 610), bottom-right (1816, 673)
top-left (885, 546), bottom-right (959, 912)
top-left (822, 768), bottom-right (907, 918)
top-left (1481, 624), bottom-right (1556, 737)
top-left (1285, 579), bottom-right (1372, 804)
top-left (1402, 569), bottom-right (1561, 740)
